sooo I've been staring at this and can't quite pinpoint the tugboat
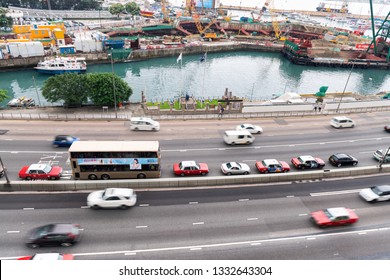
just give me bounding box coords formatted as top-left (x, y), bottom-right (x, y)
top-left (35, 56), bottom-right (87, 75)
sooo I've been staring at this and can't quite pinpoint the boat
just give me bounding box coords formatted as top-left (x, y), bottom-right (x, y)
top-left (35, 56), bottom-right (87, 75)
top-left (140, 10), bottom-right (155, 18)
top-left (8, 96), bottom-right (35, 107)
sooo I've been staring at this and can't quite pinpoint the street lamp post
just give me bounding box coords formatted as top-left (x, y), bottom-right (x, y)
top-left (110, 53), bottom-right (118, 118)
top-left (0, 155), bottom-right (10, 186)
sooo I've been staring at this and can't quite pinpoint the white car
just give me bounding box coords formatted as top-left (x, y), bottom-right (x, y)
top-left (236, 124), bottom-right (263, 134)
top-left (330, 116), bottom-right (355, 128)
top-left (221, 162), bottom-right (251, 175)
top-left (87, 188), bottom-right (137, 209)
top-left (359, 185), bottom-right (390, 202)
top-left (129, 117), bottom-right (160, 131)
top-left (373, 149), bottom-right (390, 163)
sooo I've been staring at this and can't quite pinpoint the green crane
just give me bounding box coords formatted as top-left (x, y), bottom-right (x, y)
top-left (367, 0), bottom-right (390, 62)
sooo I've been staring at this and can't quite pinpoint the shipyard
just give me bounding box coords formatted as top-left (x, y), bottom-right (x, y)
top-left (0, 0), bottom-right (389, 108)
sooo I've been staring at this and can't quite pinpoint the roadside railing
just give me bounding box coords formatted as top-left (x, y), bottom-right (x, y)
top-left (1, 104), bottom-right (390, 121)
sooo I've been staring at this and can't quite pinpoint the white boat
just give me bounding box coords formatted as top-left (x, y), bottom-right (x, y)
top-left (35, 56), bottom-right (87, 75)
top-left (8, 96), bottom-right (35, 107)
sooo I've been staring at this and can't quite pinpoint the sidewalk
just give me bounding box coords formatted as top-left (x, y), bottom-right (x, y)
top-left (1, 99), bottom-right (390, 121)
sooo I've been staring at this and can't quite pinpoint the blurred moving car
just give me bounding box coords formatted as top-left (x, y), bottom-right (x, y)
top-left (236, 124), bottom-right (263, 134)
top-left (25, 224), bottom-right (81, 248)
top-left (221, 162), bottom-right (250, 175)
top-left (53, 135), bottom-right (79, 147)
top-left (17, 253), bottom-right (74, 260)
top-left (328, 153), bottom-right (358, 167)
top-left (223, 130), bottom-right (254, 145)
top-left (311, 207), bottom-right (358, 228)
top-left (291, 155), bottom-right (325, 169)
top-left (129, 117), bottom-right (160, 131)
top-left (87, 188), bottom-right (137, 209)
top-left (359, 185), bottom-right (390, 202)
top-left (173, 161), bottom-right (209, 176)
top-left (373, 149), bottom-right (390, 163)
top-left (384, 125), bottom-right (390, 132)
top-left (255, 159), bottom-right (290, 173)
top-left (18, 164), bottom-right (63, 180)
top-left (330, 116), bottom-right (355, 128)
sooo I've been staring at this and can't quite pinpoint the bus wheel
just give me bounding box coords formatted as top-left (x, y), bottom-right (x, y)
top-left (88, 174), bottom-right (98, 180)
top-left (137, 173), bottom-right (146, 179)
top-left (101, 174), bottom-right (110, 180)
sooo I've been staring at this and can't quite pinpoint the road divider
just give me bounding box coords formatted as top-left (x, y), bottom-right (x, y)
top-left (1, 165), bottom-right (389, 192)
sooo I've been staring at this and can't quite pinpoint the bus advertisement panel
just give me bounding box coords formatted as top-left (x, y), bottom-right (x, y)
top-left (69, 141), bottom-right (161, 180)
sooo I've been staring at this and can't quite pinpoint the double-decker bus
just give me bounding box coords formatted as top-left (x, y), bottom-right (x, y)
top-left (68, 141), bottom-right (161, 180)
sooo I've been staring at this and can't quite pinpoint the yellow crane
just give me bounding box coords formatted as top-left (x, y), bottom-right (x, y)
top-left (193, 14), bottom-right (218, 41)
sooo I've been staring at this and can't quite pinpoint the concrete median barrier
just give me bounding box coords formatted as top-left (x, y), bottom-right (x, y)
top-left (0, 166), bottom-right (389, 192)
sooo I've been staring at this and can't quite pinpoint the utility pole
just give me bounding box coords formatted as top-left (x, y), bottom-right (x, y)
top-left (378, 145), bottom-right (390, 169)
top-left (0, 155), bottom-right (10, 186)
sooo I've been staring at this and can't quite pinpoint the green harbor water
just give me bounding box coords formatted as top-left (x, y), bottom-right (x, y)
top-left (1, 51), bottom-right (389, 106)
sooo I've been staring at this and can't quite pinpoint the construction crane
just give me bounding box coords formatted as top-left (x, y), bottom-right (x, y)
top-left (161, 0), bottom-right (170, 23)
top-left (367, 0), bottom-right (390, 61)
top-left (251, 0), bottom-right (274, 22)
top-left (186, 0), bottom-right (196, 16)
top-left (193, 14), bottom-right (218, 41)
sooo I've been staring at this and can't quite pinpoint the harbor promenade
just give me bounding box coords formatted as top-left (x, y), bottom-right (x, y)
top-left (1, 98), bottom-right (390, 121)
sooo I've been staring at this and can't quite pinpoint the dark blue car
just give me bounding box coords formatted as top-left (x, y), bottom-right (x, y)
top-left (53, 135), bottom-right (79, 147)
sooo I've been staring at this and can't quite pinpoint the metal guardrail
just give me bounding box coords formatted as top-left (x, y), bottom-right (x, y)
top-left (0, 105), bottom-right (389, 121)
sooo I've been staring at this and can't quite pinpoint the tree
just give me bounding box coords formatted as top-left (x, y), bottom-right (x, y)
top-left (109, 3), bottom-right (124, 17)
top-left (0, 89), bottom-right (9, 103)
top-left (125, 2), bottom-right (140, 17)
top-left (42, 73), bottom-right (90, 106)
top-left (87, 73), bottom-right (132, 106)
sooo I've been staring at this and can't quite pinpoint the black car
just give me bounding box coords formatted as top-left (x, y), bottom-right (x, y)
top-left (25, 224), bottom-right (81, 248)
top-left (328, 153), bottom-right (358, 167)
top-left (384, 125), bottom-right (390, 132)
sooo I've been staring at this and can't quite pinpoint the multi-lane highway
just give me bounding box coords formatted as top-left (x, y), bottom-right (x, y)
top-left (1, 174), bottom-right (390, 260)
top-left (0, 112), bottom-right (389, 179)
top-left (1, 112), bottom-right (390, 259)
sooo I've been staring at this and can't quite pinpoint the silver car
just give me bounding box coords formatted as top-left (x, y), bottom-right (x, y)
top-left (373, 149), bottom-right (390, 163)
top-left (359, 185), bottom-right (390, 202)
top-left (221, 162), bottom-right (251, 175)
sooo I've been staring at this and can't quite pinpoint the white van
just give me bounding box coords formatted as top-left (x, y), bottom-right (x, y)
top-left (130, 117), bottom-right (160, 131)
top-left (223, 130), bottom-right (254, 145)
top-left (330, 116), bottom-right (355, 128)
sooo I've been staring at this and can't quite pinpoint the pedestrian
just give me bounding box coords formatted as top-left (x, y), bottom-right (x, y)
top-left (218, 106), bottom-right (224, 119)
top-left (318, 103), bottom-right (322, 113)
top-left (313, 104), bottom-right (318, 112)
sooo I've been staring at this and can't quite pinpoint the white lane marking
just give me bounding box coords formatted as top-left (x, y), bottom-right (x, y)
top-left (286, 195), bottom-right (295, 198)
top-left (242, 159), bottom-right (257, 162)
top-left (192, 222), bottom-right (204, 225)
top-left (23, 208), bottom-right (34, 210)
top-left (124, 252), bottom-right (137, 256)
top-left (238, 199), bottom-right (249, 202)
top-left (7, 231), bottom-right (20, 234)
top-left (359, 151), bottom-right (376, 154)
top-left (80, 206), bottom-right (89, 209)
top-left (310, 189), bottom-right (361, 196)
top-left (189, 202), bottom-right (198, 205)
top-left (307, 237), bottom-right (316, 240)
top-left (11, 151), bottom-right (18, 154)
top-left (247, 218), bottom-right (258, 221)
top-left (250, 243), bottom-right (262, 246)
top-left (3, 226), bottom-right (388, 260)
top-left (136, 226), bottom-right (148, 229)
top-left (139, 204), bottom-right (149, 207)
top-left (190, 248), bottom-right (202, 251)
top-left (299, 213), bottom-right (308, 216)
top-left (180, 150), bottom-right (187, 152)
top-left (358, 232), bottom-right (367, 235)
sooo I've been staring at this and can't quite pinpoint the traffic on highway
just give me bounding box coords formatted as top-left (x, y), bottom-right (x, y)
top-left (1, 112), bottom-right (390, 260)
